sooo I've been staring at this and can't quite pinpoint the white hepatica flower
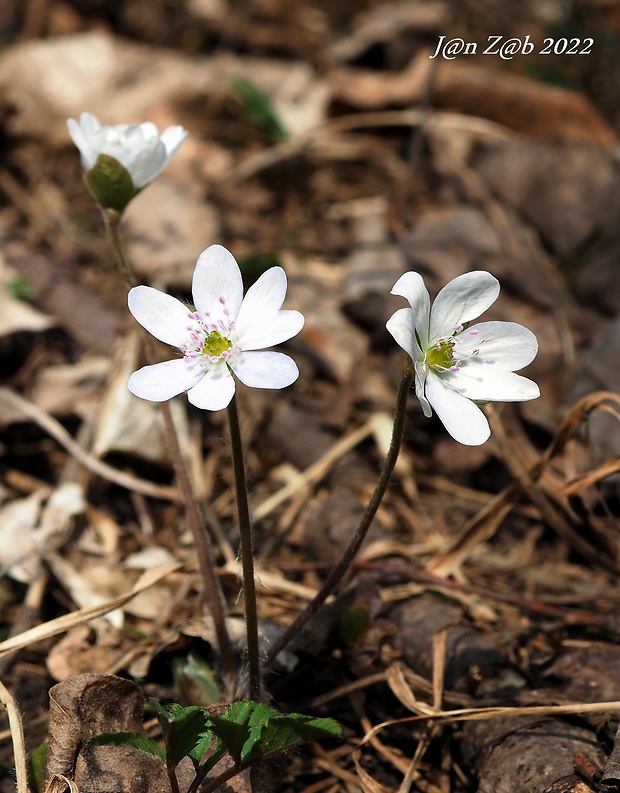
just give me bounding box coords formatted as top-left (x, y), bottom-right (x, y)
top-left (127, 245), bottom-right (304, 411)
top-left (386, 270), bottom-right (539, 446)
top-left (67, 112), bottom-right (187, 211)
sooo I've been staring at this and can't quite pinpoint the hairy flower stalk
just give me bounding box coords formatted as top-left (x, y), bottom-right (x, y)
top-left (386, 270), bottom-right (540, 445)
top-left (127, 245), bottom-right (304, 696)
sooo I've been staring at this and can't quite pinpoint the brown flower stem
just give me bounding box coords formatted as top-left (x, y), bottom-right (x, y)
top-left (227, 394), bottom-right (261, 700)
top-left (103, 211), bottom-right (236, 686)
top-left (266, 356), bottom-right (413, 663)
top-left (103, 210), bottom-right (135, 291)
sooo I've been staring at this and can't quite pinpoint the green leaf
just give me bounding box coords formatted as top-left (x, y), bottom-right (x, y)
top-left (28, 742), bottom-right (48, 793)
top-left (87, 732), bottom-right (166, 763)
top-left (208, 701), bottom-right (254, 764)
top-left (173, 653), bottom-right (222, 706)
top-left (7, 275), bottom-right (33, 302)
top-left (148, 697), bottom-right (174, 738)
top-left (231, 76), bottom-right (289, 143)
top-left (208, 701), bottom-right (342, 765)
top-left (242, 711), bottom-right (342, 763)
top-left (162, 705), bottom-right (214, 770)
top-left (186, 728), bottom-right (215, 765)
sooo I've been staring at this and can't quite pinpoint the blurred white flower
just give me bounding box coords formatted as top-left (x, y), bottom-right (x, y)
top-left (386, 270), bottom-right (539, 445)
top-left (127, 245), bottom-right (304, 411)
top-left (67, 112), bottom-right (187, 211)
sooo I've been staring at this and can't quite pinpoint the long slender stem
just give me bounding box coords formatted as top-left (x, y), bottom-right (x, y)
top-left (104, 211), bottom-right (236, 685)
top-left (104, 210), bottom-right (135, 291)
top-left (267, 356), bottom-right (413, 663)
top-left (227, 395), bottom-right (261, 701)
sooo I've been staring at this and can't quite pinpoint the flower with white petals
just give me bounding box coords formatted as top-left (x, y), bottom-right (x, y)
top-left (127, 245), bottom-right (304, 411)
top-left (67, 112), bottom-right (187, 212)
top-left (386, 270), bottom-right (539, 445)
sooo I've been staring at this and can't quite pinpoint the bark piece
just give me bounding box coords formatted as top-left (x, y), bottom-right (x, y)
top-left (543, 642), bottom-right (620, 704)
top-left (462, 716), bottom-right (606, 793)
top-left (602, 724), bottom-right (620, 787)
top-left (389, 592), bottom-right (523, 693)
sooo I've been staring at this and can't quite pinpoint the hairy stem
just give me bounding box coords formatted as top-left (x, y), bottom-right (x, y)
top-left (104, 211), bottom-right (236, 685)
top-left (267, 356), bottom-right (413, 663)
top-left (227, 395), bottom-right (261, 700)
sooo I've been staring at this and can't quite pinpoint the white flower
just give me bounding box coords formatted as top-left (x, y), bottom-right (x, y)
top-left (386, 270), bottom-right (539, 445)
top-left (127, 245), bottom-right (304, 411)
top-left (67, 112), bottom-right (187, 190)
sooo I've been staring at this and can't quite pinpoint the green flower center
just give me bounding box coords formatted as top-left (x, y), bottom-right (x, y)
top-left (426, 339), bottom-right (456, 369)
top-left (201, 330), bottom-right (232, 357)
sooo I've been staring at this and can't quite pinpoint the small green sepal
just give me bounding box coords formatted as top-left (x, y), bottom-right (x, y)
top-left (85, 153), bottom-right (136, 214)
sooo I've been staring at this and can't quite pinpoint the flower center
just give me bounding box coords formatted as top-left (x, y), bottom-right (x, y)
top-left (182, 308), bottom-right (237, 366)
top-left (201, 330), bottom-right (232, 358)
top-left (426, 339), bottom-right (456, 369)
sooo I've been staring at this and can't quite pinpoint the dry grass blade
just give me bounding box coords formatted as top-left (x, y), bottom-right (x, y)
top-left (430, 391), bottom-right (620, 573)
top-left (386, 663), bottom-right (435, 717)
top-left (362, 700), bottom-right (620, 744)
top-left (562, 455), bottom-right (620, 495)
top-left (0, 388), bottom-right (178, 501)
top-left (0, 564), bottom-right (183, 658)
top-left (0, 679), bottom-right (28, 793)
top-left (541, 392), bottom-right (620, 463)
top-left (428, 486), bottom-right (516, 574)
top-left (352, 747), bottom-right (392, 793)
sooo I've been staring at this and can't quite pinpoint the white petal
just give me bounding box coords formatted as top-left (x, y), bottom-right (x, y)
top-left (235, 266), bottom-right (286, 331)
top-left (443, 365), bottom-right (540, 402)
top-left (386, 307), bottom-right (423, 361)
top-left (192, 245), bottom-right (244, 326)
top-left (456, 321), bottom-right (538, 371)
top-left (234, 266), bottom-right (303, 349)
top-left (390, 272), bottom-right (430, 349)
top-left (231, 351), bottom-right (299, 389)
top-left (238, 310), bottom-right (304, 350)
top-left (117, 129), bottom-right (167, 187)
top-left (137, 121), bottom-right (159, 140)
top-left (160, 125), bottom-right (188, 159)
top-left (413, 361), bottom-right (432, 417)
top-left (67, 116), bottom-right (97, 170)
top-left (79, 112), bottom-right (101, 136)
top-left (187, 362), bottom-right (236, 411)
top-left (128, 286), bottom-right (194, 347)
top-left (429, 271), bottom-right (499, 343)
top-left (128, 358), bottom-right (204, 401)
top-left (425, 374), bottom-right (491, 445)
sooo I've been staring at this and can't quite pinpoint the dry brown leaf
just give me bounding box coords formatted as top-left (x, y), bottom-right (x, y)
top-left (0, 484), bottom-right (85, 583)
top-left (330, 52), bottom-right (616, 146)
